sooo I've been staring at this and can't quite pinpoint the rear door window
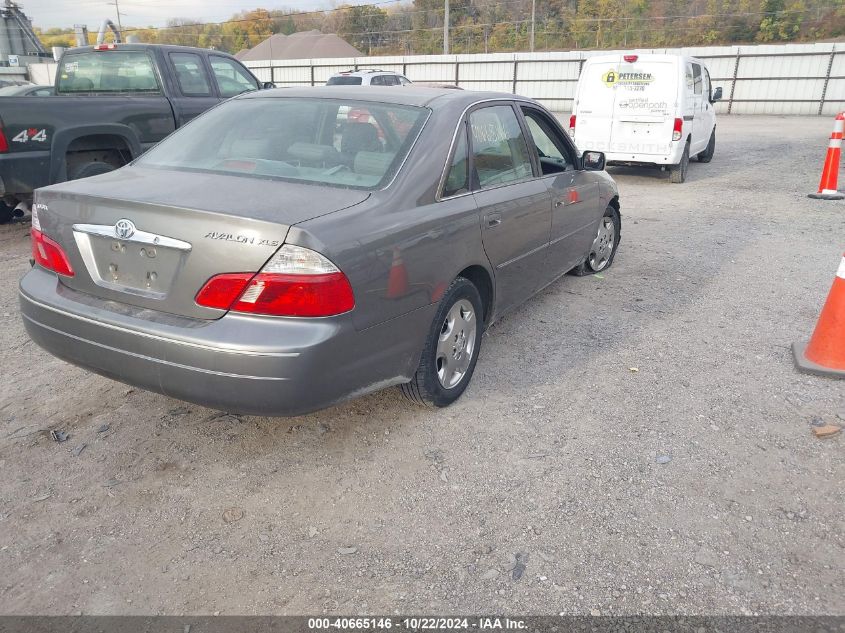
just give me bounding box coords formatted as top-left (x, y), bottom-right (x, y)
top-left (170, 52), bottom-right (212, 96)
top-left (209, 55), bottom-right (259, 98)
top-left (442, 124), bottom-right (469, 198)
top-left (685, 64), bottom-right (695, 93)
top-left (469, 105), bottom-right (533, 189)
top-left (692, 63), bottom-right (703, 95)
top-left (57, 50), bottom-right (161, 94)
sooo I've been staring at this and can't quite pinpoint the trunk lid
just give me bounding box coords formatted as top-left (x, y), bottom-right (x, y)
top-left (35, 166), bottom-right (369, 319)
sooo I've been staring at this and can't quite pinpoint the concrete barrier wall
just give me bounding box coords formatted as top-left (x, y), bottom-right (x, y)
top-left (243, 41), bottom-right (845, 115)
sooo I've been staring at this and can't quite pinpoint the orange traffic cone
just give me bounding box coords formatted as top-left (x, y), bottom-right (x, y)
top-left (386, 247), bottom-right (408, 298)
top-left (808, 113), bottom-right (845, 200)
top-left (793, 253), bottom-right (845, 378)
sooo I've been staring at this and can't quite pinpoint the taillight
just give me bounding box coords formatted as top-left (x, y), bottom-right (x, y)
top-left (623, 54), bottom-right (638, 63)
top-left (94, 43), bottom-right (117, 50)
top-left (569, 114), bottom-right (576, 137)
top-left (195, 244), bottom-right (355, 317)
top-left (31, 228), bottom-right (74, 277)
top-left (0, 127), bottom-right (8, 153)
top-left (672, 118), bottom-right (683, 142)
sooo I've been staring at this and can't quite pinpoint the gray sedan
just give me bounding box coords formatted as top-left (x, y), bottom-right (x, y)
top-left (19, 87), bottom-right (621, 416)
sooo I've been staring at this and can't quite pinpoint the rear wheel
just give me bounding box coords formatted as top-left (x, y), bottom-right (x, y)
top-left (697, 129), bottom-right (716, 163)
top-left (669, 140), bottom-right (690, 183)
top-left (401, 277), bottom-right (483, 408)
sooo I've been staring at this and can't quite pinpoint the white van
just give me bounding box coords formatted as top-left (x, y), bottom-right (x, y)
top-left (570, 53), bottom-right (722, 183)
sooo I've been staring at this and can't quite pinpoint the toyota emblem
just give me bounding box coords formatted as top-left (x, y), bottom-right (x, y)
top-left (115, 219), bottom-right (136, 240)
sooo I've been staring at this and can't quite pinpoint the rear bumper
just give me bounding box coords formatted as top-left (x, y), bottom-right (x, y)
top-left (575, 138), bottom-right (685, 166)
top-left (605, 141), bottom-right (685, 166)
top-left (0, 151), bottom-right (51, 198)
top-left (19, 266), bottom-right (435, 416)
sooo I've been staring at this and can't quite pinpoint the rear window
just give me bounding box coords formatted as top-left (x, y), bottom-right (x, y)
top-left (327, 76), bottom-right (363, 86)
top-left (136, 97), bottom-right (429, 190)
top-left (57, 50), bottom-right (160, 94)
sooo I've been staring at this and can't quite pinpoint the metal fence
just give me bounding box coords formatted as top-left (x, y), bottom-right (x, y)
top-left (243, 41), bottom-right (845, 115)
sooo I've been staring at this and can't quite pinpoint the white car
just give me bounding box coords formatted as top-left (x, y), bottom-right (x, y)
top-left (326, 69), bottom-right (412, 87)
top-left (570, 53), bottom-right (722, 183)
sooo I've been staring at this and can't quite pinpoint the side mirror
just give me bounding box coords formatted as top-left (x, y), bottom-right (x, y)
top-left (262, 81), bottom-right (276, 90)
top-left (582, 150), bottom-right (606, 171)
top-left (711, 86), bottom-right (723, 102)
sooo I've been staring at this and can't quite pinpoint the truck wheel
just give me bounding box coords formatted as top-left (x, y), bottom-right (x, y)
top-left (669, 141), bottom-right (690, 183)
top-left (69, 161), bottom-right (116, 181)
top-left (0, 202), bottom-right (13, 224)
top-left (698, 129), bottom-right (716, 163)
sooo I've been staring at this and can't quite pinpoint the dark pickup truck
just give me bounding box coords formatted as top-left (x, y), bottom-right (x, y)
top-left (0, 43), bottom-right (270, 220)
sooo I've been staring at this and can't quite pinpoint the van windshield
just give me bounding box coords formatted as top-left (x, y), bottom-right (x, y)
top-left (136, 97), bottom-right (429, 190)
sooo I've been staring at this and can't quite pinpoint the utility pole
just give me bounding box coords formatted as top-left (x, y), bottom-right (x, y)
top-left (443, 0), bottom-right (449, 55)
top-left (107, 0), bottom-right (123, 37)
top-left (529, 0), bottom-right (535, 52)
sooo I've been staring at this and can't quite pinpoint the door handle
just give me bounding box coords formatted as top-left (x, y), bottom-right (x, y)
top-left (554, 199), bottom-right (564, 208)
top-left (486, 213), bottom-right (502, 228)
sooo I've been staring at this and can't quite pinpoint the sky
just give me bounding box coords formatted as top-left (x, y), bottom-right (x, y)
top-left (22, 0), bottom-right (358, 30)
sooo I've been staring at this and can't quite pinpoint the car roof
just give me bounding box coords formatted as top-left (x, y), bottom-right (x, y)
top-left (330, 69), bottom-right (401, 76)
top-left (585, 52), bottom-right (693, 64)
top-left (241, 85), bottom-right (535, 109)
top-left (64, 43), bottom-right (236, 57)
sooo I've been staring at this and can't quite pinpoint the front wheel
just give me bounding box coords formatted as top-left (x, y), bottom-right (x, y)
top-left (570, 205), bottom-right (621, 276)
top-left (669, 141), bottom-right (690, 183)
top-left (401, 277), bottom-right (484, 407)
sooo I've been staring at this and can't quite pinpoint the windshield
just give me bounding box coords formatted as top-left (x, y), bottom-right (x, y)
top-left (137, 97), bottom-right (428, 189)
top-left (57, 50), bottom-right (160, 94)
top-left (327, 76), bottom-right (363, 85)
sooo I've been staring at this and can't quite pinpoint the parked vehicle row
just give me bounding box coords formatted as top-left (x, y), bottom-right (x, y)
top-left (12, 48), bottom-right (729, 416)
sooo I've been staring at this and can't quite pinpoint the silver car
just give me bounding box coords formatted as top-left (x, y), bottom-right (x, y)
top-left (19, 87), bottom-right (621, 416)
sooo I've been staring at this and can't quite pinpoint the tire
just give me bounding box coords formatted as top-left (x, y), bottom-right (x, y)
top-left (0, 202), bottom-right (13, 224)
top-left (697, 129), bottom-right (715, 163)
top-left (570, 205), bottom-right (622, 276)
top-left (401, 277), bottom-right (484, 408)
top-left (669, 140), bottom-right (690, 183)
top-left (69, 161), bottom-right (116, 181)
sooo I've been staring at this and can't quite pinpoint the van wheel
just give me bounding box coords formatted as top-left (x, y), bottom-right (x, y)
top-left (669, 141), bottom-right (690, 183)
top-left (698, 129), bottom-right (715, 163)
top-left (69, 161), bottom-right (116, 181)
top-left (570, 205), bottom-right (621, 276)
top-left (400, 277), bottom-right (483, 408)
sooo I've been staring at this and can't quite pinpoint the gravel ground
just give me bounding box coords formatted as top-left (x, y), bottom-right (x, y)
top-left (0, 115), bottom-right (843, 616)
